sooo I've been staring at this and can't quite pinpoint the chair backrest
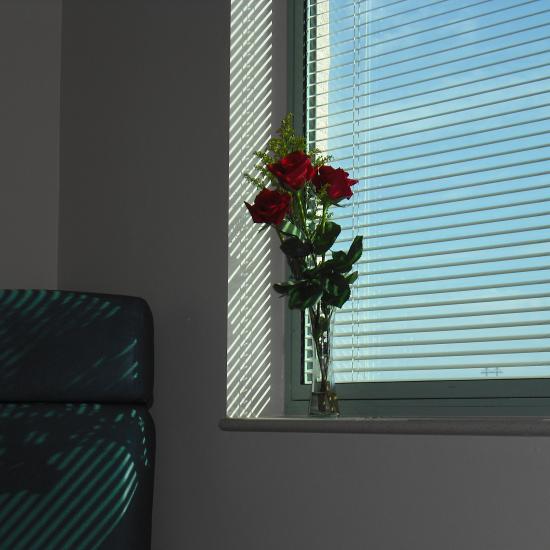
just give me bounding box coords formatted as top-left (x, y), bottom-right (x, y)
top-left (0, 289), bottom-right (154, 404)
top-left (0, 290), bottom-right (155, 550)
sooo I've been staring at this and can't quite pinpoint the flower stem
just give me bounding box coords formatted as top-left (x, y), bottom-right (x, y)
top-left (309, 305), bottom-right (332, 385)
top-left (320, 202), bottom-right (328, 264)
top-left (295, 189), bottom-right (319, 269)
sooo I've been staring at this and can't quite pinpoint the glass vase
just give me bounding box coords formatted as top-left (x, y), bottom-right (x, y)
top-left (308, 307), bottom-right (340, 417)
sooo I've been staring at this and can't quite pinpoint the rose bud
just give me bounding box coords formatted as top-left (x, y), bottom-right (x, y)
top-left (312, 166), bottom-right (358, 202)
top-left (267, 151), bottom-right (316, 191)
top-left (245, 188), bottom-right (291, 225)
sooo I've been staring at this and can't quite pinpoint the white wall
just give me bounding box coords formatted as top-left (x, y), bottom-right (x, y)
top-left (0, 0), bottom-right (61, 288)
top-left (226, 0), bottom-right (288, 418)
top-left (1, 1), bottom-right (549, 548)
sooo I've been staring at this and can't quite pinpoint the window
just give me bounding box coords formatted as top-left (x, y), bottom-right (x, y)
top-left (287, 0), bottom-right (550, 415)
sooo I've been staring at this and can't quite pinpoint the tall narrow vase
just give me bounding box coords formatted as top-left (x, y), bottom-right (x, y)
top-left (308, 307), bottom-right (340, 417)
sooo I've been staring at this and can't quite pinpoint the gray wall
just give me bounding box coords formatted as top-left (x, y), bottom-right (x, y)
top-left (0, 0), bottom-right (62, 288)
top-left (58, 2), bottom-right (230, 548)
top-left (0, 0), bottom-right (543, 548)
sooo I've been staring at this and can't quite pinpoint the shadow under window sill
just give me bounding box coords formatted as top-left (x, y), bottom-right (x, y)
top-left (219, 415), bottom-right (550, 436)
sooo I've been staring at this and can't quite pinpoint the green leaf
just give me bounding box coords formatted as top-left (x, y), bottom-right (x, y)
top-left (322, 273), bottom-right (351, 308)
top-left (273, 281), bottom-right (295, 295)
top-left (323, 285), bottom-right (351, 308)
top-left (313, 222), bottom-right (341, 254)
top-left (280, 237), bottom-right (313, 258)
top-left (346, 271), bottom-right (359, 285)
top-left (332, 251), bottom-right (349, 269)
top-left (322, 273), bottom-right (348, 297)
top-left (336, 286), bottom-right (351, 308)
top-left (279, 220), bottom-right (305, 240)
top-left (346, 236), bottom-right (363, 265)
top-left (288, 281), bottom-right (323, 310)
top-left (301, 267), bottom-right (319, 280)
top-left (319, 251), bottom-right (351, 274)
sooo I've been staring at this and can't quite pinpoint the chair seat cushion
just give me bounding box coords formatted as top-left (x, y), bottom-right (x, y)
top-left (0, 403), bottom-right (155, 550)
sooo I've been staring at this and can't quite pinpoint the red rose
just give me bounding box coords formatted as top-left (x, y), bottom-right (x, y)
top-left (267, 151), bottom-right (315, 191)
top-left (312, 166), bottom-right (358, 202)
top-left (245, 188), bottom-right (291, 225)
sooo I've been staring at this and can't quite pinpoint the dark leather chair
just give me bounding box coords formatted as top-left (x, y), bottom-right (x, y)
top-left (0, 290), bottom-right (155, 549)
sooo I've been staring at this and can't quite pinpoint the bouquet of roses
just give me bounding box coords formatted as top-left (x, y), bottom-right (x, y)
top-left (243, 114), bottom-right (363, 414)
top-left (244, 114), bottom-right (363, 312)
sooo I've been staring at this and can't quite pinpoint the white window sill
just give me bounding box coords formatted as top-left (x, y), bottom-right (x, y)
top-left (219, 416), bottom-right (550, 436)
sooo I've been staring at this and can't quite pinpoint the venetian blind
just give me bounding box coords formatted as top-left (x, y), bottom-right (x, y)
top-left (305, 0), bottom-right (550, 383)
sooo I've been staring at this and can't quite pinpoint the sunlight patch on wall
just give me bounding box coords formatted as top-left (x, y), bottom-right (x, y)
top-left (227, 0), bottom-right (274, 418)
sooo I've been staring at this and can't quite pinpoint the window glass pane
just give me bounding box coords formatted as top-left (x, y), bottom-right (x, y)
top-left (305, 0), bottom-right (550, 383)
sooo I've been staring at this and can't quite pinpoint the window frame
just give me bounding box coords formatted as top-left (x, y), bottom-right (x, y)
top-left (285, 0), bottom-right (550, 417)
